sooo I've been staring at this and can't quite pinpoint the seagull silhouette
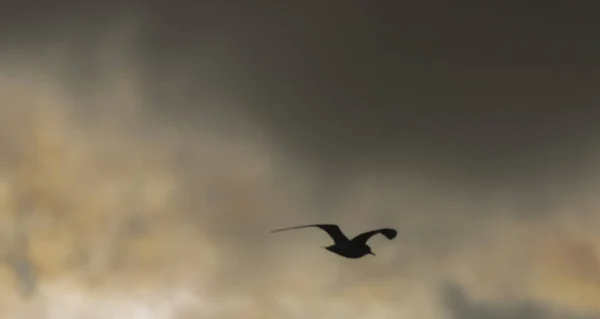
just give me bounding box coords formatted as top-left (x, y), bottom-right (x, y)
top-left (270, 224), bottom-right (397, 259)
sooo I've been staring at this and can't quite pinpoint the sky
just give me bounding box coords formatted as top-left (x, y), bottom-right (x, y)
top-left (0, 1), bottom-right (599, 318)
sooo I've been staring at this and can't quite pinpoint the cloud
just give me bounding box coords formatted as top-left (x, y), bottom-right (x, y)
top-left (0, 14), bottom-right (600, 319)
top-left (439, 282), bottom-right (600, 319)
top-left (441, 282), bottom-right (546, 319)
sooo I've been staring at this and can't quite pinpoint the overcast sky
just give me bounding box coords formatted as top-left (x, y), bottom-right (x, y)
top-left (132, 1), bottom-right (600, 211)
top-left (4, 1), bottom-right (600, 183)
top-left (1, 1), bottom-right (600, 318)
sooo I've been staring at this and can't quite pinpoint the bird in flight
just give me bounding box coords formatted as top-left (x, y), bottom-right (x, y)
top-left (270, 224), bottom-right (397, 259)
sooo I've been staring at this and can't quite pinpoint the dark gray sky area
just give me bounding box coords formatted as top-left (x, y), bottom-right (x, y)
top-left (138, 1), bottom-right (600, 208)
top-left (3, 2), bottom-right (600, 191)
top-left (144, 2), bottom-right (600, 171)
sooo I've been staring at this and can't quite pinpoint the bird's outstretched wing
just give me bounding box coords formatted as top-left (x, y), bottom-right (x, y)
top-left (270, 224), bottom-right (349, 244)
top-left (350, 228), bottom-right (397, 245)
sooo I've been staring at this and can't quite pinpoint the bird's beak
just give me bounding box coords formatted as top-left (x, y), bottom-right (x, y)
top-left (370, 252), bottom-right (376, 256)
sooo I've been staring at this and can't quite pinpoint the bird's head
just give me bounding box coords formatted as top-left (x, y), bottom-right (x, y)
top-left (366, 246), bottom-right (375, 256)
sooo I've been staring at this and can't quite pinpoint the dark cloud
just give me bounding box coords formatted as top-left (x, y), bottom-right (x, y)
top-left (441, 282), bottom-right (596, 319)
top-left (3, 2), bottom-right (600, 192)
top-left (125, 1), bottom-right (600, 199)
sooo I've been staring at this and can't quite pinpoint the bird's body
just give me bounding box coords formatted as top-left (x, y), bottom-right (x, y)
top-left (324, 242), bottom-right (372, 259)
top-left (270, 224), bottom-right (397, 259)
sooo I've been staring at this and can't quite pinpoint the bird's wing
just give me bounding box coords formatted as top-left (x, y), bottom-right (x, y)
top-left (350, 228), bottom-right (397, 245)
top-left (270, 224), bottom-right (349, 244)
